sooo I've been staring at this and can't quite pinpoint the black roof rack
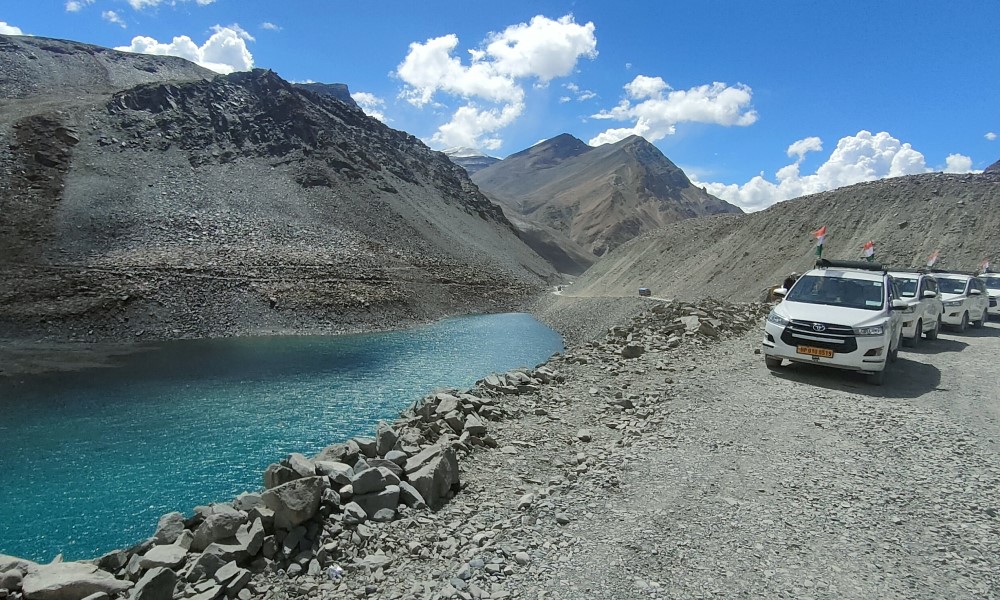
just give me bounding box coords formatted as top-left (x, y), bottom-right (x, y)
top-left (815, 258), bottom-right (885, 272)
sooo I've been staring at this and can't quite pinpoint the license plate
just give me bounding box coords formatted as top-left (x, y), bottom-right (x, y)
top-left (797, 345), bottom-right (833, 358)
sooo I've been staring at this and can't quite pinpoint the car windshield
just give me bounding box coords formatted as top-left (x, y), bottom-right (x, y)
top-left (982, 275), bottom-right (1000, 290)
top-left (785, 274), bottom-right (884, 310)
top-left (894, 277), bottom-right (918, 298)
top-left (937, 278), bottom-right (968, 294)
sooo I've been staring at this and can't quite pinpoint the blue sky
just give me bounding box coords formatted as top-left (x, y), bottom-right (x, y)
top-left (3, 1), bottom-right (998, 210)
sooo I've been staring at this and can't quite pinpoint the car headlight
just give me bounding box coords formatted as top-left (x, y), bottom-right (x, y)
top-left (766, 310), bottom-right (789, 327)
top-left (901, 304), bottom-right (916, 313)
top-left (944, 300), bottom-right (964, 307)
top-left (854, 323), bottom-right (886, 336)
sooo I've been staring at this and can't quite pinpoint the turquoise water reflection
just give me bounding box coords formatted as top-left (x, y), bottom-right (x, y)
top-left (0, 313), bottom-right (562, 561)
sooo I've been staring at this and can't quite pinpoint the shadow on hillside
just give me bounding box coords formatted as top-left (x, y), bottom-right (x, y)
top-left (767, 357), bottom-right (940, 399)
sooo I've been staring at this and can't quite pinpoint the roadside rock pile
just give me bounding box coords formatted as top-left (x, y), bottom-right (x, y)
top-left (562, 299), bottom-right (769, 364)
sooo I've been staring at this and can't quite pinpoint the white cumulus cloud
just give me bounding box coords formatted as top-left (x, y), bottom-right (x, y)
top-left (694, 131), bottom-right (935, 212)
top-left (115, 25), bottom-right (253, 74)
top-left (103, 10), bottom-right (126, 28)
top-left (352, 92), bottom-right (387, 122)
top-left (943, 153), bottom-right (974, 173)
top-left (0, 21), bottom-right (25, 35)
top-left (127, 0), bottom-right (215, 8)
top-left (261, 22), bottom-right (281, 31)
top-left (396, 14), bottom-right (597, 149)
top-left (66, 0), bottom-right (95, 12)
top-left (589, 76), bottom-right (757, 146)
top-left (987, 132), bottom-right (997, 141)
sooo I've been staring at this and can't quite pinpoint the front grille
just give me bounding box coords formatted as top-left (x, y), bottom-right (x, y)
top-left (991, 297), bottom-right (997, 308)
top-left (781, 320), bottom-right (859, 353)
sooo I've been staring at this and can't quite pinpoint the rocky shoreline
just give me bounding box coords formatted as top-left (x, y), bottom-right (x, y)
top-left (0, 297), bottom-right (768, 600)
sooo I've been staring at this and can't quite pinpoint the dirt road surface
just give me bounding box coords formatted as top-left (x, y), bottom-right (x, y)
top-left (350, 311), bottom-right (1000, 599)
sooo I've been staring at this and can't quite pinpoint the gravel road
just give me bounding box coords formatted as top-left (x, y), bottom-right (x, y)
top-left (345, 311), bottom-right (999, 599)
top-left (520, 321), bottom-right (1000, 599)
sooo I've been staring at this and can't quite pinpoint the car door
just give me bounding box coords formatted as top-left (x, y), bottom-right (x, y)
top-left (916, 276), bottom-right (932, 329)
top-left (887, 277), bottom-right (904, 342)
top-left (973, 279), bottom-right (989, 316)
top-left (925, 277), bottom-right (943, 325)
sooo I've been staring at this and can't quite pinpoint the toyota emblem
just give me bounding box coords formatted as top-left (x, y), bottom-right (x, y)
top-left (812, 323), bottom-right (826, 332)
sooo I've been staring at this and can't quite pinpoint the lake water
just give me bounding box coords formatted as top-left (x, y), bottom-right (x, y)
top-left (0, 313), bottom-right (563, 562)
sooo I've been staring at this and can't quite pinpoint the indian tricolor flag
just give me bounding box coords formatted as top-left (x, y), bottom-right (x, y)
top-left (927, 250), bottom-right (940, 267)
top-left (862, 240), bottom-right (875, 262)
top-left (981, 258), bottom-right (990, 273)
top-left (812, 226), bottom-right (827, 257)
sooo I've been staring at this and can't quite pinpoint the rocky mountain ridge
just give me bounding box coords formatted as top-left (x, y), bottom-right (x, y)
top-left (472, 133), bottom-right (741, 273)
top-left (0, 36), bottom-right (555, 344)
top-left (442, 148), bottom-right (501, 176)
top-left (570, 171), bottom-right (1000, 301)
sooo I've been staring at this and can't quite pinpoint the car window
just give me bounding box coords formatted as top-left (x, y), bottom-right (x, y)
top-left (982, 275), bottom-right (1000, 289)
top-left (926, 278), bottom-right (938, 294)
top-left (937, 278), bottom-right (967, 295)
top-left (785, 274), bottom-right (885, 310)
top-left (894, 277), bottom-right (918, 298)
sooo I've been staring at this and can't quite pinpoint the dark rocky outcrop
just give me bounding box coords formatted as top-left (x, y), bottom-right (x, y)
top-left (291, 82), bottom-right (358, 108)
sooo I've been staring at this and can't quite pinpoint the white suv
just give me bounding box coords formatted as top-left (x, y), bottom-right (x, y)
top-left (935, 273), bottom-right (989, 331)
top-left (762, 259), bottom-right (905, 385)
top-left (887, 271), bottom-right (944, 346)
top-left (980, 273), bottom-right (1000, 319)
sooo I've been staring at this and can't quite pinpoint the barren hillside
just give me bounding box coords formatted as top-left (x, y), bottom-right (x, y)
top-left (473, 134), bottom-right (740, 273)
top-left (571, 172), bottom-right (1000, 301)
top-left (0, 35), bottom-right (554, 343)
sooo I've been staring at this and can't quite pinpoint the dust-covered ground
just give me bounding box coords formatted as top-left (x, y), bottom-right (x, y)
top-left (314, 305), bottom-right (1000, 599)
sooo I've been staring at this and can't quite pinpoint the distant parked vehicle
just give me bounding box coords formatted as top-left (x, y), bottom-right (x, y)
top-left (887, 270), bottom-right (944, 345)
top-left (934, 272), bottom-right (989, 331)
top-left (638, 287), bottom-right (651, 297)
top-left (980, 273), bottom-right (1000, 319)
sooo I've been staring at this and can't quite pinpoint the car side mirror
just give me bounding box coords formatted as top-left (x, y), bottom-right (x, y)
top-left (773, 288), bottom-right (787, 297)
top-left (969, 289), bottom-right (982, 296)
top-left (922, 290), bottom-right (937, 298)
top-left (891, 299), bottom-right (907, 310)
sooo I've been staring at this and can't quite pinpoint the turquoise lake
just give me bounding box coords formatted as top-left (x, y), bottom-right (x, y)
top-left (0, 313), bottom-right (563, 562)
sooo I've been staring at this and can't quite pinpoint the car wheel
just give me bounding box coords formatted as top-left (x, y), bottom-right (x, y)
top-left (904, 320), bottom-right (921, 347)
top-left (866, 369), bottom-right (886, 385)
top-left (957, 311), bottom-right (969, 332)
top-left (973, 309), bottom-right (986, 328)
top-left (925, 317), bottom-right (940, 340)
top-left (764, 356), bottom-right (782, 370)
top-left (888, 333), bottom-right (901, 363)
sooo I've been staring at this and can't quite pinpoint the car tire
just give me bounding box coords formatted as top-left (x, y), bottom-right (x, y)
top-left (764, 356), bottom-right (783, 370)
top-left (925, 318), bottom-right (940, 340)
top-left (866, 369), bottom-right (886, 385)
top-left (957, 311), bottom-right (969, 332)
top-left (889, 333), bottom-right (901, 363)
top-left (973, 309), bottom-right (986, 328)
top-left (904, 320), bottom-right (921, 347)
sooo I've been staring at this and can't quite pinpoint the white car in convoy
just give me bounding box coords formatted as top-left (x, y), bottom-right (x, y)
top-left (980, 273), bottom-right (1000, 319)
top-left (762, 259), bottom-right (906, 385)
top-left (887, 270), bottom-right (944, 346)
top-left (935, 273), bottom-right (989, 331)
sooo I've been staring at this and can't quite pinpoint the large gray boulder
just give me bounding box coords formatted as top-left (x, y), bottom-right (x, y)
top-left (375, 422), bottom-right (398, 457)
top-left (281, 453), bottom-right (316, 479)
top-left (131, 567), bottom-right (176, 600)
top-left (191, 512), bottom-right (245, 552)
top-left (235, 518), bottom-right (265, 557)
top-left (0, 569), bottom-right (24, 591)
top-left (0, 555), bottom-right (37, 574)
top-left (352, 485), bottom-right (400, 519)
top-left (404, 445), bottom-right (460, 510)
top-left (314, 461), bottom-right (353, 486)
top-left (263, 464), bottom-right (298, 490)
top-left (313, 442), bottom-right (359, 466)
top-left (261, 476), bottom-right (327, 530)
top-left (22, 562), bottom-right (133, 600)
top-left (137, 544), bottom-right (187, 570)
top-left (152, 512), bottom-right (185, 545)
